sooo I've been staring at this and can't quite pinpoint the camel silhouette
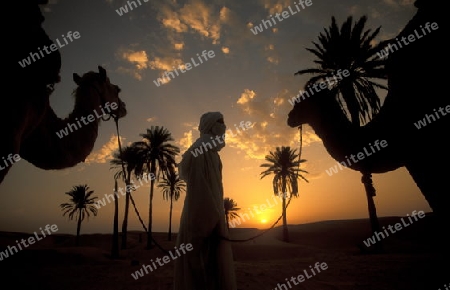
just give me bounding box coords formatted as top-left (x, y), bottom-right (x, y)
top-left (287, 0), bottom-right (448, 223)
top-left (1, 1), bottom-right (127, 184)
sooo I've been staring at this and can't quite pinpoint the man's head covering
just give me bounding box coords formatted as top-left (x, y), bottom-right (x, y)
top-left (198, 112), bottom-right (224, 135)
top-left (178, 112), bottom-right (226, 181)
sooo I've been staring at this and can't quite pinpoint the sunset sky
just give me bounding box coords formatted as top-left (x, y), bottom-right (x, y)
top-left (0, 0), bottom-right (431, 236)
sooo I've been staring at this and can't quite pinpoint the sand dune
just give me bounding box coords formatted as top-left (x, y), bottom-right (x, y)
top-left (0, 214), bottom-right (448, 290)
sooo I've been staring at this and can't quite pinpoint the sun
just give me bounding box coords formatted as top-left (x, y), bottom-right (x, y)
top-left (261, 219), bottom-right (267, 224)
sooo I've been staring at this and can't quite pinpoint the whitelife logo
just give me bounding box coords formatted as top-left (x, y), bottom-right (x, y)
top-left (250, 0), bottom-right (313, 35)
top-left (288, 69), bottom-right (350, 106)
top-left (362, 210), bottom-right (425, 247)
top-left (18, 31), bottom-right (81, 68)
top-left (0, 153), bottom-right (21, 172)
top-left (0, 224), bottom-right (59, 261)
top-left (272, 262), bottom-right (328, 290)
top-left (131, 243), bottom-right (193, 280)
top-left (325, 139), bottom-right (388, 176)
top-left (228, 194), bottom-right (281, 228)
top-left (153, 50), bottom-right (215, 87)
top-left (115, 0), bottom-right (149, 16)
top-left (189, 121), bottom-right (254, 157)
top-left (413, 105), bottom-right (450, 130)
top-left (55, 102), bottom-right (118, 139)
top-left (376, 22), bottom-right (438, 60)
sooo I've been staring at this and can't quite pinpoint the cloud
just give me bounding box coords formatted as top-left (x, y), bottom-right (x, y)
top-left (117, 49), bottom-right (150, 80)
top-left (116, 35), bottom-right (184, 81)
top-left (147, 56), bottom-right (185, 85)
top-left (116, 66), bottom-right (144, 80)
top-left (121, 50), bottom-right (149, 69)
top-left (178, 122), bottom-right (198, 153)
top-left (230, 88), bottom-right (321, 160)
top-left (180, 1), bottom-right (221, 44)
top-left (149, 56), bottom-right (183, 71)
top-left (174, 43), bottom-right (185, 50)
top-left (160, 6), bottom-right (189, 33)
top-left (267, 56), bottom-right (279, 64)
top-left (178, 130), bottom-right (194, 153)
top-left (157, 0), bottom-right (222, 44)
top-left (219, 6), bottom-right (231, 22)
top-left (85, 134), bottom-right (125, 164)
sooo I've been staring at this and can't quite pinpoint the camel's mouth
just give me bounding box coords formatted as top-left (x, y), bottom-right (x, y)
top-left (287, 109), bottom-right (301, 128)
top-left (115, 99), bottom-right (127, 118)
top-left (287, 116), bottom-right (298, 127)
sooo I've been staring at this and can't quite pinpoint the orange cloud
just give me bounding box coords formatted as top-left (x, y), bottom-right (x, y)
top-left (85, 134), bottom-right (125, 164)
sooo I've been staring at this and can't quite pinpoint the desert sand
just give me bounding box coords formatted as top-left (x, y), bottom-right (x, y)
top-left (0, 213), bottom-right (448, 290)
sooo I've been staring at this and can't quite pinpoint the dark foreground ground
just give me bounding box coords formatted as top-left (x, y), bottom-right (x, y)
top-left (0, 213), bottom-right (448, 290)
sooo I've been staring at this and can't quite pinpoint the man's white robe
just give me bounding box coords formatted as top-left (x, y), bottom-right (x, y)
top-left (173, 113), bottom-right (237, 290)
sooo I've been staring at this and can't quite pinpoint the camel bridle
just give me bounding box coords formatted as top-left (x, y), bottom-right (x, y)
top-left (90, 84), bottom-right (122, 122)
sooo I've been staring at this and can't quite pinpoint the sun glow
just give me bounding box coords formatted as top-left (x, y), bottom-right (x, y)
top-left (261, 219), bottom-right (267, 224)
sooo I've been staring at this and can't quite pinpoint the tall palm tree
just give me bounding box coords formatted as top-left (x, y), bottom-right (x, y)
top-left (260, 146), bottom-right (308, 242)
top-left (134, 126), bottom-right (180, 249)
top-left (60, 184), bottom-right (98, 246)
top-left (110, 144), bottom-right (142, 249)
top-left (158, 164), bottom-right (186, 241)
top-left (295, 15), bottom-right (387, 127)
top-left (223, 197), bottom-right (240, 230)
top-left (111, 178), bottom-right (120, 259)
top-left (295, 15), bottom-right (385, 244)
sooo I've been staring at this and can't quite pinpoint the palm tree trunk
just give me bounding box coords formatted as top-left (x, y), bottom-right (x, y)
top-left (111, 179), bottom-right (120, 259)
top-left (281, 196), bottom-right (289, 242)
top-left (146, 160), bottom-right (156, 249)
top-left (361, 172), bottom-right (382, 251)
top-left (76, 208), bottom-right (82, 246)
top-left (121, 175), bottom-right (131, 249)
top-left (281, 180), bottom-right (289, 242)
top-left (361, 173), bottom-right (380, 231)
top-left (168, 195), bottom-right (173, 241)
top-left (226, 213), bottom-right (230, 230)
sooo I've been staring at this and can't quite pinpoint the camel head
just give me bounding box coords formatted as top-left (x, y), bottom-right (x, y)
top-left (287, 88), bottom-right (336, 128)
top-left (73, 66), bottom-right (127, 120)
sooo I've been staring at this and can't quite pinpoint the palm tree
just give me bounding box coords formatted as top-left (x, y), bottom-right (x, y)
top-left (295, 15), bottom-right (387, 127)
top-left (111, 178), bottom-right (120, 259)
top-left (60, 184), bottom-right (98, 246)
top-left (110, 144), bottom-right (142, 249)
top-left (260, 146), bottom-right (308, 242)
top-left (223, 197), bottom-right (240, 230)
top-left (295, 15), bottom-right (385, 246)
top-left (134, 126), bottom-right (180, 249)
top-left (158, 164), bottom-right (186, 241)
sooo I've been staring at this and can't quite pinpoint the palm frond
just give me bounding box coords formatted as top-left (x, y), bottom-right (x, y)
top-left (295, 15), bottom-right (387, 126)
